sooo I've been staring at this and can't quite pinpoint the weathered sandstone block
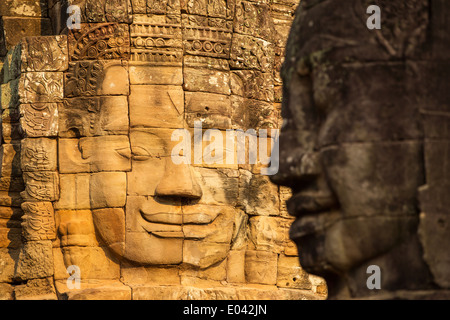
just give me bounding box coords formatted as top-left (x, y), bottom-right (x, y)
top-left (276, 254), bottom-right (311, 289)
top-left (244, 250), bottom-right (277, 285)
top-left (59, 96), bottom-right (128, 137)
top-left (56, 210), bottom-right (98, 247)
top-left (15, 240), bottom-right (54, 280)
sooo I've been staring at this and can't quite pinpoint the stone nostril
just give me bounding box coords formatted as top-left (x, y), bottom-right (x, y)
top-left (154, 186), bottom-right (202, 200)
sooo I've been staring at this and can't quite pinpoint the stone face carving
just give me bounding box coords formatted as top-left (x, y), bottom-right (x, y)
top-left (129, 86), bottom-right (184, 128)
top-left (59, 136), bottom-right (131, 173)
top-left (185, 91), bottom-right (232, 129)
top-left (270, 0), bottom-right (450, 299)
top-left (0, 0), bottom-right (330, 300)
top-left (55, 174), bottom-right (90, 210)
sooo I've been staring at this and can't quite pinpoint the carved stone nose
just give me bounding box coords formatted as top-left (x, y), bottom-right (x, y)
top-left (155, 161), bottom-right (202, 199)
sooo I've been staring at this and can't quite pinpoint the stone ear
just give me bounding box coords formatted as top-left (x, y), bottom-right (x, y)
top-left (78, 139), bottom-right (92, 160)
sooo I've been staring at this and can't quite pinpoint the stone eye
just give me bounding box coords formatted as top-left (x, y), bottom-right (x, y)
top-left (130, 146), bottom-right (152, 161)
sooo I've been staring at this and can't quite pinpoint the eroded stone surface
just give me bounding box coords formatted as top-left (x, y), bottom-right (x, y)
top-left (14, 277), bottom-right (58, 300)
top-left (245, 250), bottom-right (277, 285)
top-left (1, 17), bottom-right (52, 52)
top-left (276, 254), bottom-right (311, 289)
top-left (129, 85), bottom-right (184, 128)
top-left (0, 0), bottom-right (331, 301)
top-left (1, 143), bottom-right (21, 177)
top-left (54, 280), bottom-right (131, 300)
top-left (59, 96), bottom-right (128, 137)
top-left (21, 171), bottom-right (59, 202)
top-left (15, 240), bottom-right (54, 280)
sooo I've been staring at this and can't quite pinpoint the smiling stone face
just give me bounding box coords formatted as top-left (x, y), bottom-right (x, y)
top-left (55, 59), bottom-right (243, 269)
top-left (121, 125), bottom-right (239, 267)
top-left (0, 0), bottom-right (331, 300)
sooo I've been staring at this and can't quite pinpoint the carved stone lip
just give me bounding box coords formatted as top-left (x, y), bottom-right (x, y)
top-left (287, 191), bottom-right (337, 217)
top-left (140, 211), bottom-right (219, 225)
top-left (183, 212), bottom-right (220, 224)
top-left (140, 211), bottom-right (182, 225)
top-left (151, 231), bottom-right (185, 238)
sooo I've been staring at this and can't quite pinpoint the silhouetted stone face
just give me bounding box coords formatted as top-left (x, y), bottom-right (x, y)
top-left (0, 0), bottom-right (330, 300)
top-left (271, 0), bottom-right (450, 299)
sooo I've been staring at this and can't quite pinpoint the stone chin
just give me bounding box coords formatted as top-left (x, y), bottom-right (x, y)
top-left (289, 211), bottom-right (341, 278)
top-left (93, 221), bottom-right (186, 266)
top-left (290, 211), bottom-right (419, 277)
top-left (122, 232), bottom-right (232, 268)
